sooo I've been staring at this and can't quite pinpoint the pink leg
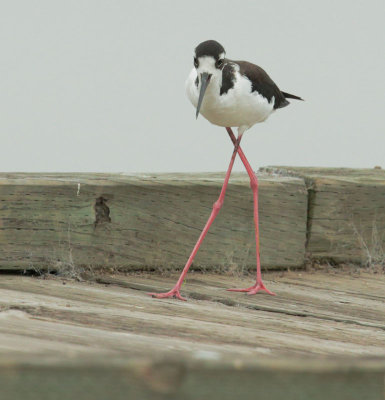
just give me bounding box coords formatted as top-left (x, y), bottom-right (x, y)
top-left (225, 127), bottom-right (275, 296)
top-left (148, 133), bottom-right (244, 300)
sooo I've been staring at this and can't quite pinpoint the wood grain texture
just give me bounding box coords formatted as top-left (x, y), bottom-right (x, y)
top-left (0, 270), bottom-right (384, 400)
top-left (262, 167), bottom-right (385, 264)
top-left (0, 173), bottom-right (307, 271)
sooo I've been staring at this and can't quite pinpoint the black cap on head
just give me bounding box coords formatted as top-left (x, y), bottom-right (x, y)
top-left (195, 40), bottom-right (225, 60)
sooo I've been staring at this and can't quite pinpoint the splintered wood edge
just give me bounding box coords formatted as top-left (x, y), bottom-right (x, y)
top-left (0, 172), bottom-right (305, 186)
top-left (261, 166), bottom-right (385, 184)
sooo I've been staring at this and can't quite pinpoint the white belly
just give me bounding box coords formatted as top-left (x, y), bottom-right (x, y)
top-left (186, 69), bottom-right (275, 129)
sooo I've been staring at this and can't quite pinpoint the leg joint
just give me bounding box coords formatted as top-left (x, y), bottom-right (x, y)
top-left (213, 199), bottom-right (224, 211)
top-left (250, 175), bottom-right (258, 190)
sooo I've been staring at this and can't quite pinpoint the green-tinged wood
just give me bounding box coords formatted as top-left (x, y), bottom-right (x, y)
top-left (1, 358), bottom-right (384, 400)
top-left (262, 167), bottom-right (385, 264)
top-left (0, 173), bottom-right (307, 271)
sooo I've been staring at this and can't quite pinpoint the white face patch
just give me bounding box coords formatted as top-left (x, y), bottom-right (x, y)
top-left (195, 55), bottom-right (225, 85)
top-left (196, 56), bottom-right (217, 74)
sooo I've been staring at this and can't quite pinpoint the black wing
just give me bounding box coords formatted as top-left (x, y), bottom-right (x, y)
top-left (235, 61), bottom-right (290, 109)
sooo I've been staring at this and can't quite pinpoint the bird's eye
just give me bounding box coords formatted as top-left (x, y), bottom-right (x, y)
top-left (216, 59), bottom-right (224, 68)
top-left (194, 57), bottom-right (199, 68)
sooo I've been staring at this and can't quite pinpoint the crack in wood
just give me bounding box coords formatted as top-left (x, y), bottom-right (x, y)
top-left (94, 197), bottom-right (111, 228)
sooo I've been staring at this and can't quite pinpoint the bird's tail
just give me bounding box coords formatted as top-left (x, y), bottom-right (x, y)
top-left (281, 91), bottom-right (304, 101)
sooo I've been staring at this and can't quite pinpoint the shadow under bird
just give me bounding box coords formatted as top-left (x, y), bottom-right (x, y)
top-left (149, 40), bottom-right (303, 301)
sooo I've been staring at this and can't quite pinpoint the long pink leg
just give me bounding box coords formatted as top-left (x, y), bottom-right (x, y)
top-left (225, 127), bottom-right (275, 296)
top-left (148, 132), bottom-right (244, 300)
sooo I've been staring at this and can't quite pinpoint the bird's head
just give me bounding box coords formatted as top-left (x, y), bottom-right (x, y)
top-left (193, 40), bottom-right (226, 118)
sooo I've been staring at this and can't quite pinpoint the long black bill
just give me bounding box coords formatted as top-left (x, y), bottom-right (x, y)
top-left (196, 72), bottom-right (212, 119)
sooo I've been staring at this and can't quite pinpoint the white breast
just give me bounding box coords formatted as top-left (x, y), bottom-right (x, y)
top-left (185, 67), bottom-right (275, 130)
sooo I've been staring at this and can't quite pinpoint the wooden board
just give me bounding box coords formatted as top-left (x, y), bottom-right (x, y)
top-left (262, 167), bottom-right (385, 265)
top-left (0, 173), bottom-right (307, 272)
top-left (0, 269), bottom-right (384, 399)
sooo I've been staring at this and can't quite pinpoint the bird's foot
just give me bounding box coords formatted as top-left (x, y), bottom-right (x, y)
top-left (227, 281), bottom-right (276, 296)
top-left (147, 287), bottom-right (187, 301)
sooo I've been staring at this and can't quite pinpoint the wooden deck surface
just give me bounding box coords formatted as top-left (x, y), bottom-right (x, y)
top-left (0, 268), bottom-right (384, 399)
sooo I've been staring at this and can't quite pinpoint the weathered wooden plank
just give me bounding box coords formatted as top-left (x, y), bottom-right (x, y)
top-left (1, 271), bottom-right (385, 357)
top-left (0, 271), bottom-right (385, 400)
top-left (0, 173), bottom-right (307, 271)
top-left (262, 167), bottom-right (385, 265)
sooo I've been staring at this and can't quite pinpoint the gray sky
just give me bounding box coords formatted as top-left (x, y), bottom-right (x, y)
top-left (1, 0), bottom-right (384, 172)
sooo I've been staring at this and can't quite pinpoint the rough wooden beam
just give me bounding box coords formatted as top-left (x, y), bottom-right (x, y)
top-left (262, 167), bottom-right (385, 264)
top-left (0, 173), bottom-right (307, 271)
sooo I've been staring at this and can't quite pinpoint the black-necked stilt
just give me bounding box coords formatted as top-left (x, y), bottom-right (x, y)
top-left (149, 40), bottom-right (303, 300)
